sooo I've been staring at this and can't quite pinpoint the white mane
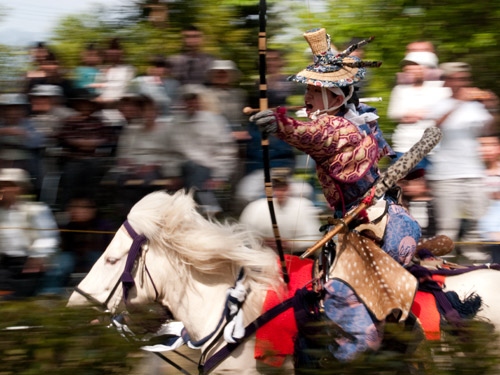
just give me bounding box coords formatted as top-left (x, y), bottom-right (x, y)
top-left (127, 190), bottom-right (282, 294)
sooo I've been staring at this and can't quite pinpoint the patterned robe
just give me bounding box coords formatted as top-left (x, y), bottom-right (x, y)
top-left (275, 107), bottom-right (379, 212)
top-left (274, 106), bottom-right (421, 361)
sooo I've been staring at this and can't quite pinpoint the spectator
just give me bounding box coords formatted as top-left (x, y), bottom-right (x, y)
top-left (236, 49), bottom-right (304, 210)
top-left (26, 42), bottom-right (50, 80)
top-left (239, 168), bottom-right (321, 254)
top-left (26, 52), bottom-right (75, 100)
top-left (0, 93), bottom-right (44, 190)
top-left (205, 59), bottom-right (251, 211)
top-left (29, 84), bottom-right (76, 126)
top-left (478, 133), bottom-right (500, 262)
top-left (169, 84), bottom-right (237, 213)
top-left (249, 49), bottom-right (299, 109)
top-left (94, 38), bottom-right (136, 104)
top-left (115, 94), bottom-right (177, 181)
top-left (426, 62), bottom-right (494, 262)
top-left (29, 85), bottom-right (76, 204)
top-left (57, 89), bottom-right (115, 209)
top-left (0, 168), bottom-right (59, 298)
top-left (29, 85), bottom-right (75, 148)
top-left (40, 194), bottom-right (114, 295)
top-left (73, 43), bottom-right (102, 95)
top-left (133, 55), bottom-right (180, 116)
top-left (398, 171), bottom-right (437, 239)
top-left (388, 52), bottom-right (450, 169)
top-left (396, 41), bottom-right (443, 84)
top-left (235, 122), bottom-right (306, 210)
top-left (113, 93), bottom-right (181, 215)
top-left (168, 25), bottom-right (215, 85)
top-left (206, 60), bottom-right (247, 133)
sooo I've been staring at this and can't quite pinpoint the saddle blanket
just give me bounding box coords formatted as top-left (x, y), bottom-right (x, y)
top-left (411, 275), bottom-right (446, 340)
top-left (254, 254), bottom-right (314, 367)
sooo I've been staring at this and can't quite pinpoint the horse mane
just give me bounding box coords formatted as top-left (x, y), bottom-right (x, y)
top-left (127, 190), bottom-right (282, 294)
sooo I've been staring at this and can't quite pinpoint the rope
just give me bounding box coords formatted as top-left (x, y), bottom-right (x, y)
top-left (1, 226), bottom-right (500, 245)
top-left (0, 226), bottom-right (117, 234)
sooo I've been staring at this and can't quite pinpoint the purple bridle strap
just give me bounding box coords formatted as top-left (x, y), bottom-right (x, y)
top-left (202, 296), bottom-right (296, 374)
top-left (121, 220), bottom-right (148, 301)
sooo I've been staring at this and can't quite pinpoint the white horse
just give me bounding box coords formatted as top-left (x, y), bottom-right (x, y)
top-left (68, 190), bottom-right (291, 375)
top-left (67, 190), bottom-right (500, 374)
top-left (443, 268), bottom-right (500, 329)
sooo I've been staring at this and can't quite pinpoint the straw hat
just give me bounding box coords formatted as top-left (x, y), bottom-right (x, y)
top-left (288, 28), bottom-right (381, 88)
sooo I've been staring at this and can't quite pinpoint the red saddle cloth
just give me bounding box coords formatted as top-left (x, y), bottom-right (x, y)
top-left (254, 254), bottom-right (314, 367)
top-left (411, 275), bottom-right (446, 340)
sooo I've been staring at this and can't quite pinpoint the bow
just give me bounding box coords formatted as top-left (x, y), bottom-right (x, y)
top-left (258, 0), bottom-right (289, 284)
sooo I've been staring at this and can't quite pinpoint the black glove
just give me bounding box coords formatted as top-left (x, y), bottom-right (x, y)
top-left (249, 109), bottom-right (278, 135)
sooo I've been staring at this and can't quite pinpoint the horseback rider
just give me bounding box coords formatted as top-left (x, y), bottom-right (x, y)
top-left (250, 27), bottom-right (422, 360)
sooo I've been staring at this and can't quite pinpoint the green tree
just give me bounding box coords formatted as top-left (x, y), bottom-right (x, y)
top-left (0, 5), bottom-right (29, 91)
top-left (290, 0), bottom-right (500, 133)
top-left (49, 0), bottom-right (285, 83)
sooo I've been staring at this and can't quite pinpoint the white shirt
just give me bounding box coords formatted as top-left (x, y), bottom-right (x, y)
top-left (239, 196), bottom-right (322, 253)
top-left (0, 202), bottom-right (59, 258)
top-left (427, 98), bottom-right (493, 180)
top-left (97, 65), bottom-right (136, 101)
top-left (388, 82), bottom-right (451, 153)
top-left (169, 111), bottom-right (237, 180)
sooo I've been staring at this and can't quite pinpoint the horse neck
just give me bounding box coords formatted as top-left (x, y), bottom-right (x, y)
top-left (182, 269), bottom-right (234, 340)
top-left (161, 264), bottom-right (265, 341)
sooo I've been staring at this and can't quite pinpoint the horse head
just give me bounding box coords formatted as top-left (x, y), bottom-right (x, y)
top-left (68, 190), bottom-right (282, 342)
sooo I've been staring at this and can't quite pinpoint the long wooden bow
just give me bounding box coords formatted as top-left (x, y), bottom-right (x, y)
top-left (258, 0), bottom-right (289, 284)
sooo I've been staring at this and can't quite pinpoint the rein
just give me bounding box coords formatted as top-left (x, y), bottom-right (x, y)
top-left (73, 278), bottom-right (121, 312)
top-left (73, 219), bottom-right (313, 375)
top-left (72, 220), bottom-right (196, 374)
top-left (200, 295), bottom-right (296, 374)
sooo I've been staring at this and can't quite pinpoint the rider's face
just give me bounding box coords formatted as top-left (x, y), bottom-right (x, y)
top-left (304, 85), bottom-right (343, 116)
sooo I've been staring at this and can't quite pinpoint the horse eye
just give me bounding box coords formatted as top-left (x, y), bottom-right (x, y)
top-left (106, 257), bottom-right (118, 265)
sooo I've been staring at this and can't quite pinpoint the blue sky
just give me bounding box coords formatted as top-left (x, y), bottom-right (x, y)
top-left (0, 0), bottom-right (125, 46)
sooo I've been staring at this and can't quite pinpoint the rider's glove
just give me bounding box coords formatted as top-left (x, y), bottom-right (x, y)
top-left (249, 109), bottom-right (278, 135)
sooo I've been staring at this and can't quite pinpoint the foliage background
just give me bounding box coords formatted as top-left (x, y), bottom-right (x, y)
top-left (1, 297), bottom-right (500, 374)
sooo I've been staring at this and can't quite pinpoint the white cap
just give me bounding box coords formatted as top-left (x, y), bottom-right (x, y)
top-left (208, 60), bottom-right (239, 71)
top-left (0, 168), bottom-right (31, 189)
top-left (439, 62), bottom-right (471, 77)
top-left (401, 51), bottom-right (438, 68)
top-left (30, 84), bottom-right (63, 97)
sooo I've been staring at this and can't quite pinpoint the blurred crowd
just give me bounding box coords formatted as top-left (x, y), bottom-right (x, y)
top-left (389, 41), bottom-right (500, 264)
top-left (0, 27), bottom-right (314, 298)
top-left (0, 29), bottom-right (499, 298)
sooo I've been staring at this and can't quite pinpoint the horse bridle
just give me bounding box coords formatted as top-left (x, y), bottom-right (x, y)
top-left (73, 220), bottom-right (159, 313)
top-left (73, 219), bottom-right (308, 375)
